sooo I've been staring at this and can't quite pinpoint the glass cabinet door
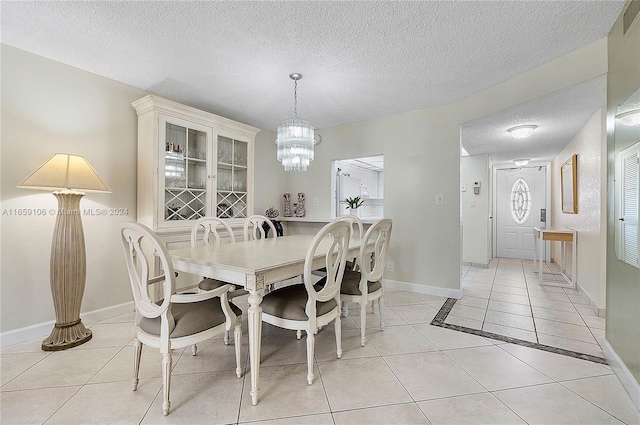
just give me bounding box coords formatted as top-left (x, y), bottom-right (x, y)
top-left (216, 135), bottom-right (248, 219)
top-left (162, 121), bottom-right (210, 223)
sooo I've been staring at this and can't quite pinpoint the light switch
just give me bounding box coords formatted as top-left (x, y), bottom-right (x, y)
top-left (436, 194), bottom-right (444, 205)
top-left (313, 197), bottom-right (319, 206)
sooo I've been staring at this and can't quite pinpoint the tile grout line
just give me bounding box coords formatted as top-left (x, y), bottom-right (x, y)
top-left (430, 298), bottom-right (608, 365)
top-left (522, 260), bottom-right (541, 345)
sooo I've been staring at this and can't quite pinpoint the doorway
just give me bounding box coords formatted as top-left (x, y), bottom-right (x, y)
top-left (331, 155), bottom-right (384, 219)
top-left (494, 164), bottom-right (550, 261)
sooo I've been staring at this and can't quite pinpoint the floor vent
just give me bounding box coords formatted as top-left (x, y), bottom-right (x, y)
top-left (623, 0), bottom-right (640, 35)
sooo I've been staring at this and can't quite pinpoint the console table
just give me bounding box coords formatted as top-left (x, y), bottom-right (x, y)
top-left (533, 227), bottom-right (577, 289)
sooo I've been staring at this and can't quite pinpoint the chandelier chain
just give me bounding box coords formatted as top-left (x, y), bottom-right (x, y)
top-left (293, 79), bottom-right (298, 117)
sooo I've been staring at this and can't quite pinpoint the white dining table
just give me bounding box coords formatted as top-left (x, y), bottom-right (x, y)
top-left (168, 234), bottom-right (363, 405)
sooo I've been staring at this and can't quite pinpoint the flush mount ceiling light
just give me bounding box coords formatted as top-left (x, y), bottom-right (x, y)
top-left (508, 125), bottom-right (537, 139)
top-left (616, 109), bottom-right (640, 126)
top-left (514, 159), bottom-right (530, 167)
top-left (276, 73), bottom-right (316, 172)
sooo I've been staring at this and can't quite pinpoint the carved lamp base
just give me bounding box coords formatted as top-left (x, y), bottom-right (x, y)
top-left (42, 191), bottom-right (92, 351)
top-left (42, 319), bottom-right (92, 351)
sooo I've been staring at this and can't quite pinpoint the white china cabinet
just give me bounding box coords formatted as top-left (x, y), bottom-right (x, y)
top-left (133, 95), bottom-right (259, 246)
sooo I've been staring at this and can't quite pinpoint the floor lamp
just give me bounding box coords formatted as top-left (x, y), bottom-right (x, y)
top-left (18, 153), bottom-right (111, 351)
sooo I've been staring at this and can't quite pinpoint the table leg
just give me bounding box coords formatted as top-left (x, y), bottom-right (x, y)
top-left (538, 233), bottom-right (543, 284)
top-left (247, 281), bottom-right (264, 406)
top-left (561, 241), bottom-right (566, 274)
top-left (571, 232), bottom-right (577, 288)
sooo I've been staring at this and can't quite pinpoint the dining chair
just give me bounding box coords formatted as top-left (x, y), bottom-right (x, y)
top-left (120, 222), bottom-right (243, 416)
top-left (191, 217), bottom-right (248, 344)
top-left (260, 220), bottom-right (351, 385)
top-left (337, 214), bottom-right (364, 268)
top-left (243, 214), bottom-right (277, 240)
top-left (339, 218), bottom-right (392, 346)
top-left (313, 215), bottom-right (362, 277)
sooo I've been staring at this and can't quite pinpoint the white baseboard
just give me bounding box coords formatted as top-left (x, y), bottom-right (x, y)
top-left (0, 301), bottom-right (134, 348)
top-left (602, 339), bottom-right (640, 411)
top-left (384, 279), bottom-right (462, 299)
top-left (463, 262), bottom-right (490, 269)
top-left (576, 283), bottom-right (606, 318)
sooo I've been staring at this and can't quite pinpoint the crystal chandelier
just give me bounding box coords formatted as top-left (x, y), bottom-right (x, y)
top-left (276, 73), bottom-right (315, 172)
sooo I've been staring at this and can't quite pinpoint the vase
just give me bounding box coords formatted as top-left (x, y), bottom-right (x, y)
top-left (348, 208), bottom-right (359, 217)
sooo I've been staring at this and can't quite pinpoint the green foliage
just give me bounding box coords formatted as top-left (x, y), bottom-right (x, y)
top-left (340, 196), bottom-right (364, 209)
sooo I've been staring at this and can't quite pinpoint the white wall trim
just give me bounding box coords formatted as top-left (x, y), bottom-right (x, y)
top-left (577, 283), bottom-right (606, 318)
top-left (0, 301), bottom-right (134, 348)
top-left (384, 279), bottom-right (462, 299)
top-left (602, 339), bottom-right (640, 411)
top-left (463, 261), bottom-right (490, 269)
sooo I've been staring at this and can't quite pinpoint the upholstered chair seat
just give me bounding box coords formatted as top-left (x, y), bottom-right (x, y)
top-left (140, 300), bottom-right (242, 338)
top-left (261, 285), bottom-right (338, 320)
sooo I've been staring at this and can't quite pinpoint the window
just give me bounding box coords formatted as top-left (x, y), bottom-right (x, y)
top-left (510, 178), bottom-right (531, 224)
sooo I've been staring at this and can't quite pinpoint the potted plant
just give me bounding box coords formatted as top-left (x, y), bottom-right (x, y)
top-left (341, 196), bottom-right (365, 216)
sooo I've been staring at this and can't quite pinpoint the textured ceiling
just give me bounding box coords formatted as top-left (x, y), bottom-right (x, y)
top-left (462, 75), bottom-right (607, 163)
top-left (1, 1), bottom-right (625, 161)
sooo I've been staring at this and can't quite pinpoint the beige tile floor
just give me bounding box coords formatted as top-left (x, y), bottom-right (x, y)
top-left (2, 287), bottom-right (639, 424)
top-left (450, 258), bottom-right (607, 359)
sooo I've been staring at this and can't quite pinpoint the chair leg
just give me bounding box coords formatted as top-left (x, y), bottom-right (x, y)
top-left (379, 297), bottom-right (385, 330)
top-left (335, 315), bottom-right (342, 359)
top-left (340, 301), bottom-right (348, 318)
top-left (306, 331), bottom-right (315, 385)
top-left (360, 303), bottom-right (367, 347)
top-left (296, 329), bottom-right (302, 340)
top-left (132, 338), bottom-right (142, 391)
top-left (161, 351), bottom-right (173, 416)
top-left (192, 344), bottom-right (197, 356)
top-left (234, 322), bottom-right (243, 378)
top-left (371, 300), bottom-right (377, 314)
top-left (224, 330), bottom-right (230, 346)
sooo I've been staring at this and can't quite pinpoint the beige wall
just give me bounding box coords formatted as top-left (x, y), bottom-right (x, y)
top-left (0, 37), bottom-right (610, 338)
top-left (606, 1), bottom-right (640, 388)
top-left (461, 155), bottom-right (491, 266)
top-left (551, 109), bottom-right (607, 310)
top-left (1, 45), bottom-right (147, 333)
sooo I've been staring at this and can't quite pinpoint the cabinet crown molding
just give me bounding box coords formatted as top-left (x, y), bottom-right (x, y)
top-left (132, 94), bottom-right (260, 137)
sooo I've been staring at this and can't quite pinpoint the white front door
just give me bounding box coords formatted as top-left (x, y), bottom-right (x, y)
top-left (496, 166), bottom-right (547, 260)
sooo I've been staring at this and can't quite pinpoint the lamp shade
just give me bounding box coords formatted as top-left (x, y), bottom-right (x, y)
top-left (17, 153), bottom-right (111, 193)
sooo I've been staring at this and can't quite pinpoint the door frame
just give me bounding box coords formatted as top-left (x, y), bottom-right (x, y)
top-left (492, 162), bottom-right (552, 262)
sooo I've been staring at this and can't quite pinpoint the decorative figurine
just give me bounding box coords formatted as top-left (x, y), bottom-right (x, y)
top-left (283, 193), bottom-right (292, 217)
top-left (265, 206), bottom-right (279, 219)
top-left (296, 192), bottom-right (306, 217)
top-left (264, 206), bottom-right (283, 237)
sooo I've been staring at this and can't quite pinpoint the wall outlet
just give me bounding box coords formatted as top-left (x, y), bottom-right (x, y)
top-left (436, 194), bottom-right (444, 205)
top-left (386, 261), bottom-right (394, 272)
top-left (313, 197), bottom-right (319, 206)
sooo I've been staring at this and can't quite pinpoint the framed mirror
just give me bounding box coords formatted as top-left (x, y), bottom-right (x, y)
top-left (561, 154), bottom-right (577, 214)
